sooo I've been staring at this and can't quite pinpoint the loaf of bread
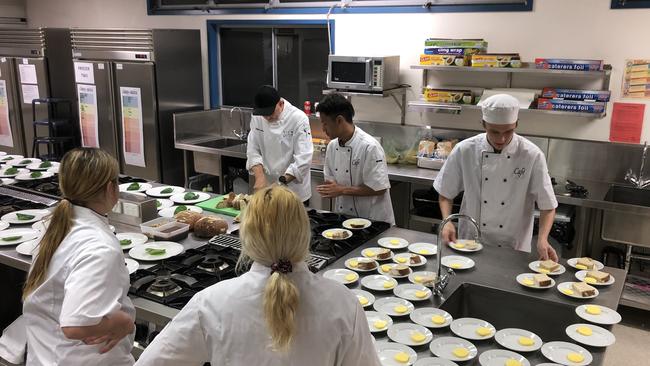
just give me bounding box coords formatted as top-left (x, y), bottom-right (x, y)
top-left (174, 211), bottom-right (203, 231)
top-left (193, 216), bottom-right (229, 238)
top-left (577, 257), bottom-right (595, 269)
top-left (533, 273), bottom-right (551, 287)
top-left (587, 270), bottom-right (610, 283)
top-left (572, 282), bottom-right (596, 297)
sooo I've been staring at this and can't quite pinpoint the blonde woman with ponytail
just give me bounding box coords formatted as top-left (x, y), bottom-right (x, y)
top-left (136, 185), bottom-right (380, 366)
top-left (20, 148), bottom-right (135, 365)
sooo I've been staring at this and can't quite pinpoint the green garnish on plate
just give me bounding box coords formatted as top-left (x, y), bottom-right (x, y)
top-left (4, 167), bottom-right (18, 175)
top-left (160, 187), bottom-right (174, 194)
top-left (119, 239), bottom-right (132, 246)
top-left (16, 213), bottom-right (35, 221)
top-left (174, 205), bottom-right (188, 215)
top-left (1, 156), bottom-right (12, 161)
top-left (39, 161), bottom-right (53, 168)
top-left (127, 182), bottom-right (140, 191)
top-left (145, 247), bottom-right (166, 255)
top-left (183, 192), bottom-right (199, 201)
top-left (2, 236), bottom-right (22, 242)
top-left (19, 159), bottom-right (31, 165)
top-left (30, 172), bottom-right (42, 178)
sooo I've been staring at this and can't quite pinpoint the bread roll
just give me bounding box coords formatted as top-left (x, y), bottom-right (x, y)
top-left (194, 216), bottom-right (229, 238)
top-left (174, 211), bottom-right (203, 231)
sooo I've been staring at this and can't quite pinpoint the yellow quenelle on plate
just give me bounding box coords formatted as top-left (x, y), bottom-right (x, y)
top-left (585, 305), bottom-right (602, 315)
top-left (419, 249), bottom-right (431, 255)
top-left (394, 305), bottom-right (408, 313)
top-left (414, 276), bottom-right (423, 283)
top-left (373, 320), bottom-right (387, 329)
top-left (431, 315), bottom-right (446, 325)
top-left (576, 326), bottom-right (593, 336)
top-left (390, 239), bottom-right (400, 245)
top-left (475, 326), bottom-right (493, 337)
top-left (349, 260), bottom-right (359, 268)
top-left (561, 288), bottom-right (575, 296)
top-left (450, 262), bottom-right (463, 269)
top-left (394, 352), bottom-right (410, 363)
top-left (344, 273), bottom-right (357, 282)
top-left (396, 257), bottom-right (408, 263)
top-left (505, 359), bottom-right (522, 366)
top-left (584, 277), bottom-right (597, 284)
top-left (538, 268), bottom-right (550, 274)
top-left (364, 249), bottom-right (376, 257)
top-left (454, 243), bottom-right (466, 249)
top-left (518, 336), bottom-right (534, 346)
top-left (415, 290), bottom-right (428, 298)
top-left (452, 347), bottom-right (470, 358)
top-left (567, 352), bottom-right (584, 363)
top-left (383, 281), bottom-right (395, 289)
top-left (381, 264), bottom-right (392, 273)
top-left (358, 296), bottom-right (369, 306)
top-left (522, 278), bottom-right (535, 286)
top-left (575, 264), bottom-right (588, 270)
top-left (410, 331), bottom-right (427, 343)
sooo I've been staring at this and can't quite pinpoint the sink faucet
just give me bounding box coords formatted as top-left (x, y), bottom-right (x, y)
top-left (230, 107), bottom-right (248, 140)
top-left (433, 213), bottom-right (481, 297)
top-left (625, 141), bottom-right (650, 189)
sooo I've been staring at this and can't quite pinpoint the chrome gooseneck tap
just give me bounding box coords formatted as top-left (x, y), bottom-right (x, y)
top-left (625, 141), bottom-right (650, 189)
top-left (434, 213), bottom-right (481, 297)
top-left (230, 106), bottom-right (247, 140)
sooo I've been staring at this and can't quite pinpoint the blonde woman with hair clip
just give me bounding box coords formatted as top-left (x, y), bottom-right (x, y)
top-left (18, 148), bottom-right (136, 365)
top-left (136, 185), bottom-right (380, 366)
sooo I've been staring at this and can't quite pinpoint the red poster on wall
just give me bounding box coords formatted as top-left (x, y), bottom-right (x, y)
top-left (609, 102), bottom-right (645, 143)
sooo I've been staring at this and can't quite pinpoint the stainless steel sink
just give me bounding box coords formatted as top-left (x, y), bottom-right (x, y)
top-left (604, 184), bottom-right (650, 207)
top-left (440, 283), bottom-right (580, 340)
top-left (195, 138), bottom-right (246, 149)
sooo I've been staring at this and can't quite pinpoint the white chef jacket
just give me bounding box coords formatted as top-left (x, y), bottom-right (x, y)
top-left (246, 99), bottom-right (313, 202)
top-left (134, 262), bottom-right (380, 366)
top-left (433, 133), bottom-right (557, 252)
top-left (324, 127), bottom-right (395, 225)
top-left (22, 205), bottom-right (135, 366)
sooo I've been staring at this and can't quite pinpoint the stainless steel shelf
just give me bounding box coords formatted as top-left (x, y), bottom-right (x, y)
top-left (408, 101), bottom-right (607, 119)
top-left (411, 63), bottom-right (612, 77)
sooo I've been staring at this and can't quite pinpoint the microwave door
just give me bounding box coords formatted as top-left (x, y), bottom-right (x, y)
top-left (328, 60), bottom-right (371, 90)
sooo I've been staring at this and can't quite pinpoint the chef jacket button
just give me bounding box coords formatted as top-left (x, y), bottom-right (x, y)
top-left (485, 155), bottom-right (488, 158)
top-left (485, 177), bottom-right (488, 181)
top-left (336, 148), bottom-right (339, 151)
top-left (483, 200), bottom-right (487, 204)
top-left (339, 206), bottom-right (343, 210)
top-left (507, 155), bottom-right (511, 159)
top-left (501, 202), bottom-right (505, 205)
top-left (503, 178), bottom-right (507, 182)
top-left (345, 170), bottom-right (349, 173)
top-left (499, 225), bottom-right (503, 228)
top-left (350, 208), bottom-right (353, 211)
top-left (482, 223), bottom-right (486, 227)
top-left (335, 168), bottom-right (338, 171)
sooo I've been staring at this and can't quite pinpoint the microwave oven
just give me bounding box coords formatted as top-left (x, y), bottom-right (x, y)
top-left (327, 55), bottom-right (400, 93)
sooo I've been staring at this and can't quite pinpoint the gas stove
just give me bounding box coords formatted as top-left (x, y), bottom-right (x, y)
top-left (11, 175), bottom-right (147, 198)
top-left (0, 186), bottom-right (56, 216)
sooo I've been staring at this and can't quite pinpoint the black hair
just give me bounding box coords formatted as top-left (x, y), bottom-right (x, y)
top-left (315, 93), bottom-right (355, 123)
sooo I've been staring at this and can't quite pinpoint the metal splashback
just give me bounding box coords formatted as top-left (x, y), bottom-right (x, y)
top-left (71, 29), bottom-right (155, 62)
top-left (0, 28), bottom-right (45, 57)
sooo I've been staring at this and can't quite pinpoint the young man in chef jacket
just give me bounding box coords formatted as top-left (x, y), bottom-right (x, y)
top-left (315, 93), bottom-right (395, 225)
top-left (246, 85), bottom-right (313, 203)
top-left (434, 94), bottom-right (559, 260)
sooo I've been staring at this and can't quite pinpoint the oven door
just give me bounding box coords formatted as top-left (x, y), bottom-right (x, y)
top-left (327, 56), bottom-right (372, 91)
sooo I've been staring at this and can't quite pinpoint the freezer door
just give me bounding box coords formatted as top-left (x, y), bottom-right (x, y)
top-left (75, 60), bottom-right (119, 161)
top-left (14, 57), bottom-right (50, 158)
top-left (0, 58), bottom-right (25, 155)
top-left (113, 61), bottom-right (160, 181)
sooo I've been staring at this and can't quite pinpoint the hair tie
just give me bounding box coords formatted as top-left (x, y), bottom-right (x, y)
top-left (271, 259), bottom-right (293, 275)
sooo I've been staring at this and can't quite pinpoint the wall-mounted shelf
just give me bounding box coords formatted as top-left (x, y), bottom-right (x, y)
top-left (323, 87), bottom-right (408, 125)
top-left (411, 63), bottom-right (612, 77)
top-left (408, 100), bottom-right (607, 119)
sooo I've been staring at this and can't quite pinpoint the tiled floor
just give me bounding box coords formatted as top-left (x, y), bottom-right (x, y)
top-left (603, 306), bottom-right (650, 366)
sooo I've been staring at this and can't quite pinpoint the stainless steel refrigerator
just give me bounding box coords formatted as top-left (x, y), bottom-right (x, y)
top-left (0, 28), bottom-right (76, 157)
top-left (71, 29), bottom-right (203, 185)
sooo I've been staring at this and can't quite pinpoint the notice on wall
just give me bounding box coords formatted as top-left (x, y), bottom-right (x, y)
top-left (610, 102), bottom-right (645, 143)
top-left (622, 60), bottom-right (650, 99)
top-left (74, 62), bottom-right (95, 84)
top-left (0, 80), bottom-right (14, 147)
top-left (120, 87), bottom-right (146, 167)
top-left (21, 84), bottom-right (39, 104)
top-left (77, 84), bottom-right (99, 148)
top-left (18, 64), bottom-right (37, 84)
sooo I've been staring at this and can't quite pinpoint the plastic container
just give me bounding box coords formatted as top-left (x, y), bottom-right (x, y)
top-left (140, 217), bottom-right (190, 241)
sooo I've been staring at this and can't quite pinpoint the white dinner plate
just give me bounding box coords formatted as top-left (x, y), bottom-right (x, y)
top-left (557, 282), bottom-right (599, 299)
top-left (345, 257), bottom-right (379, 272)
top-left (361, 274), bottom-right (398, 291)
top-left (429, 336), bottom-right (477, 362)
top-left (516, 273), bottom-right (556, 289)
top-left (1, 209), bottom-right (50, 225)
top-left (47, 166), bottom-right (59, 174)
top-left (26, 161), bottom-right (59, 171)
top-left (393, 253), bottom-right (427, 267)
top-left (0, 228), bottom-right (40, 246)
top-left (376, 342), bottom-right (417, 366)
top-left (377, 263), bottom-right (413, 278)
top-left (378, 237), bottom-right (409, 249)
top-left (15, 171), bottom-right (54, 181)
top-left (321, 228), bottom-right (353, 241)
top-left (565, 323), bottom-right (616, 347)
top-left (373, 297), bottom-right (415, 317)
top-left (478, 349), bottom-right (530, 366)
top-left (408, 242), bottom-right (438, 256)
top-left (362, 247), bottom-right (394, 261)
top-left (170, 191), bottom-right (211, 205)
top-left (529, 260), bottom-right (566, 276)
top-left (449, 239), bottom-right (483, 253)
top-left (119, 182), bottom-right (153, 193)
top-left (128, 241), bottom-right (184, 261)
top-left (408, 271), bottom-right (437, 287)
top-left (410, 307), bottom-right (453, 329)
top-left (1, 178), bottom-right (16, 185)
top-left (158, 205), bottom-right (203, 218)
top-left (393, 284), bottom-right (432, 301)
top-left (342, 218), bottom-right (371, 230)
top-left (6, 158), bottom-right (41, 167)
top-left (494, 328), bottom-right (543, 352)
top-left (574, 304), bottom-right (622, 325)
top-left (567, 257), bottom-right (605, 271)
top-left (388, 323), bottom-right (433, 346)
top-left (351, 289), bottom-right (375, 308)
top-left (413, 358), bottom-right (458, 366)
top-left (146, 185), bottom-right (186, 198)
top-left (575, 270), bottom-right (615, 286)
top-left (541, 341), bottom-right (592, 366)
top-left (0, 155), bottom-right (23, 163)
top-left (125, 258), bottom-right (139, 274)
top-left (365, 310), bottom-right (393, 333)
top-left (0, 167), bottom-right (28, 178)
top-left (450, 317), bottom-right (496, 340)
top-left (156, 199), bottom-right (174, 210)
top-left (323, 268), bottom-right (358, 285)
top-left (0, 221), bottom-right (8, 231)
top-left (116, 232), bottom-right (149, 250)
top-left (15, 238), bottom-right (40, 256)
top-left (441, 255), bottom-right (475, 270)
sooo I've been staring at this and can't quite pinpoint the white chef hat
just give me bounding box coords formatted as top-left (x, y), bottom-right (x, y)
top-left (478, 94), bottom-right (520, 125)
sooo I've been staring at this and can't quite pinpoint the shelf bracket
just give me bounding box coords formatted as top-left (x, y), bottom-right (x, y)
top-left (390, 92), bottom-right (407, 125)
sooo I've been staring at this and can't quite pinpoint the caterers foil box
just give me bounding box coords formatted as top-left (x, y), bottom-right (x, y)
top-left (535, 58), bottom-right (603, 71)
top-left (537, 98), bottom-right (606, 113)
top-left (541, 88), bottom-right (611, 102)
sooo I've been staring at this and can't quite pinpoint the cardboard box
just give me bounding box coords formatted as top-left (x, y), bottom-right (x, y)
top-left (535, 58), bottom-right (603, 71)
top-left (424, 38), bottom-right (488, 49)
top-left (424, 47), bottom-right (483, 56)
top-left (420, 54), bottom-right (469, 66)
top-left (541, 88), bottom-right (611, 102)
top-left (471, 54), bottom-right (522, 68)
top-left (537, 98), bottom-right (606, 113)
top-left (424, 88), bottom-right (473, 104)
